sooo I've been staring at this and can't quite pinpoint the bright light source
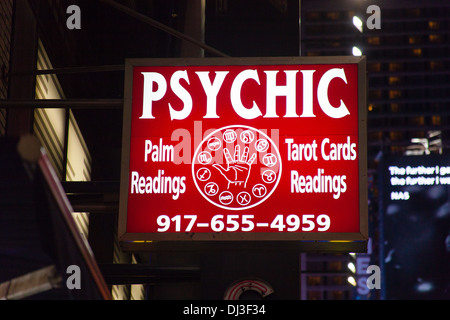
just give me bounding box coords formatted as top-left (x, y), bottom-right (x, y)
top-left (352, 46), bottom-right (362, 56)
top-left (347, 276), bottom-right (357, 287)
top-left (353, 16), bottom-right (363, 32)
top-left (347, 262), bottom-right (356, 273)
top-left (416, 281), bottom-right (433, 292)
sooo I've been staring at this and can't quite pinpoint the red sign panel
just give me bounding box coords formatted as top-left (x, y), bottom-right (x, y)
top-left (119, 57), bottom-right (367, 241)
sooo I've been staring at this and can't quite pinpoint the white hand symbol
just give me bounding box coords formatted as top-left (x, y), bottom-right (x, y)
top-left (213, 145), bottom-right (256, 189)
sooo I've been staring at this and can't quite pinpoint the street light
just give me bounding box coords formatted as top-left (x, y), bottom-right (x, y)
top-left (352, 46), bottom-right (362, 56)
top-left (352, 15), bottom-right (363, 56)
top-left (347, 276), bottom-right (357, 286)
top-left (352, 16), bottom-right (363, 32)
top-left (347, 262), bottom-right (356, 273)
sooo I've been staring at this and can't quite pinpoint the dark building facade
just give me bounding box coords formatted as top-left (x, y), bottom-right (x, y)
top-left (299, 0), bottom-right (449, 300)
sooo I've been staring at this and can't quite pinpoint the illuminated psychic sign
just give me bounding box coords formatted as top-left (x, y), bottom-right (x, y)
top-left (118, 57), bottom-right (367, 242)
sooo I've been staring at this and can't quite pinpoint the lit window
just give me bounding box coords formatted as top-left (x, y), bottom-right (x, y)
top-left (328, 261), bottom-right (342, 271)
top-left (429, 61), bottom-right (443, 70)
top-left (368, 63), bottom-right (381, 72)
top-left (428, 21), bottom-right (439, 29)
top-left (326, 12), bottom-right (340, 20)
top-left (390, 146), bottom-right (402, 153)
top-left (432, 116), bottom-right (441, 125)
top-left (390, 103), bottom-right (400, 112)
top-left (370, 90), bottom-right (382, 99)
top-left (331, 276), bottom-right (344, 285)
top-left (412, 48), bottom-right (422, 57)
top-left (307, 291), bottom-right (322, 300)
top-left (367, 36), bottom-right (381, 45)
top-left (369, 132), bottom-right (383, 140)
top-left (407, 8), bottom-right (421, 17)
top-left (389, 90), bottom-right (402, 99)
top-left (331, 291), bottom-right (344, 300)
top-left (307, 276), bottom-right (322, 286)
top-left (389, 63), bottom-right (402, 72)
top-left (389, 77), bottom-right (401, 85)
top-left (390, 132), bottom-right (403, 141)
top-left (429, 34), bottom-right (441, 43)
top-left (330, 40), bottom-right (341, 47)
top-left (408, 36), bottom-right (422, 45)
top-left (306, 12), bottom-right (321, 22)
top-left (411, 116), bottom-right (425, 126)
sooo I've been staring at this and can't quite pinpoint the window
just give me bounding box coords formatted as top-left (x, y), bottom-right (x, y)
top-left (330, 290), bottom-right (345, 300)
top-left (406, 8), bottom-right (421, 18)
top-left (327, 261), bottom-right (342, 271)
top-left (367, 36), bottom-right (381, 45)
top-left (326, 11), bottom-right (340, 20)
top-left (429, 61), bottom-right (443, 70)
top-left (388, 77), bottom-right (401, 85)
top-left (431, 116), bottom-right (441, 126)
top-left (369, 132), bottom-right (383, 141)
top-left (410, 116), bottom-right (425, 126)
top-left (411, 48), bottom-right (422, 57)
top-left (307, 276), bottom-right (322, 286)
top-left (306, 12), bottom-right (321, 22)
top-left (368, 63), bottom-right (381, 72)
top-left (390, 103), bottom-right (400, 112)
top-left (389, 90), bottom-right (402, 99)
top-left (428, 21), bottom-right (440, 29)
top-left (389, 63), bottom-right (403, 72)
top-left (428, 34), bottom-right (441, 43)
top-left (390, 131), bottom-right (403, 141)
top-left (369, 89), bottom-right (382, 100)
top-left (307, 291), bottom-right (322, 300)
top-left (330, 276), bottom-right (345, 285)
top-left (390, 145), bottom-right (403, 154)
top-left (408, 36), bottom-right (422, 45)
